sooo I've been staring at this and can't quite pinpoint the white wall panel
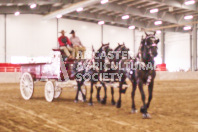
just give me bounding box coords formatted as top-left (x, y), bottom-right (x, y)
top-left (6, 15), bottom-right (57, 62)
top-left (134, 30), bottom-right (143, 55)
top-left (58, 19), bottom-right (101, 58)
top-left (165, 32), bottom-right (190, 71)
top-left (0, 15), bottom-right (5, 62)
top-left (103, 25), bottom-right (133, 55)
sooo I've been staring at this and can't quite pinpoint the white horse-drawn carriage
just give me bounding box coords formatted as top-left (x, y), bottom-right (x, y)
top-left (19, 49), bottom-right (87, 102)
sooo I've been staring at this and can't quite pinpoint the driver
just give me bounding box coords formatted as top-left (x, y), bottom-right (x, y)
top-left (58, 30), bottom-right (75, 59)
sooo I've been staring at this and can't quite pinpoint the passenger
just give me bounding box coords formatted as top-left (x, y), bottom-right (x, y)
top-left (58, 30), bottom-right (75, 59)
top-left (70, 30), bottom-right (86, 59)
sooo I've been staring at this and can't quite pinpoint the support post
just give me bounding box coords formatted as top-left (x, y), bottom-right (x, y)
top-left (133, 29), bottom-right (135, 56)
top-left (57, 18), bottom-right (59, 48)
top-left (161, 30), bottom-right (165, 64)
top-left (190, 32), bottom-right (193, 71)
top-left (4, 14), bottom-right (6, 63)
top-left (192, 24), bottom-right (197, 71)
top-left (101, 25), bottom-right (103, 43)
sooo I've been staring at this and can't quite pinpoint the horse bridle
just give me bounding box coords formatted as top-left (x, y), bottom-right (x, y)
top-left (144, 35), bottom-right (158, 58)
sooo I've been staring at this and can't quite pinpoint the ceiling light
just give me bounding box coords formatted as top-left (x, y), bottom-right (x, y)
top-left (56, 14), bottom-right (62, 19)
top-left (169, 7), bottom-right (174, 12)
top-left (101, 0), bottom-right (109, 4)
top-left (185, 0), bottom-right (195, 5)
top-left (183, 26), bottom-right (192, 30)
top-left (154, 21), bottom-right (162, 25)
top-left (7, 3), bottom-right (14, 6)
top-left (98, 21), bottom-right (105, 25)
top-left (156, 30), bottom-right (161, 34)
top-left (122, 15), bottom-right (130, 20)
top-left (30, 4), bottom-right (37, 9)
top-left (128, 26), bottom-right (135, 30)
top-left (18, 3), bottom-right (24, 6)
top-left (184, 15), bottom-right (193, 20)
top-left (15, 11), bottom-right (20, 16)
top-left (76, 7), bottom-right (83, 12)
top-left (150, 8), bottom-right (159, 13)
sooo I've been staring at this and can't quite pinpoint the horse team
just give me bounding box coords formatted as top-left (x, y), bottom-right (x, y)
top-left (72, 32), bottom-right (160, 119)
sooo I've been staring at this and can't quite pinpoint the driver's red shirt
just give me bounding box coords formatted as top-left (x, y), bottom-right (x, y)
top-left (58, 36), bottom-right (71, 47)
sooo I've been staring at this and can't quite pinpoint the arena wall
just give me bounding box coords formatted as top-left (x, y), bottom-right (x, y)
top-left (0, 73), bottom-right (20, 83)
top-left (165, 32), bottom-right (190, 72)
top-left (156, 71), bottom-right (198, 80)
top-left (103, 25), bottom-right (134, 53)
top-left (0, 15), bottom-right (5, 63)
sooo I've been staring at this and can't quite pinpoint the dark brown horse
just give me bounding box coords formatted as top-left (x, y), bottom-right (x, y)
top-left (73, 43), bottom-right (112, 105)
top-left (132, 32), bottom-right (159, 118)
top-left (114, 32), bottom-right (159, 119)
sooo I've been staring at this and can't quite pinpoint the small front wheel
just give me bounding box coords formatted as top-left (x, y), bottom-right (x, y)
top-left (45, 81), bottom-right (55, 102)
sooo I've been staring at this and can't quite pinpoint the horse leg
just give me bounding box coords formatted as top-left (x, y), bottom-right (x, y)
top-left (131, 82), bottom-right (137, 113)
top-left (111, 86), bottom-right (116, 105)
top-left (146, 81), bottom-right (154, 109)
top-left (116, 82), bottom-right (123, 108)
top-left (138, 81), bottom-right (148, 118)
top-left (116, 74), bottom-right (126, 108)
top-left (74, 81), bottom-right (81, 103)
top-left (78, 81), bottom-right (86, 102)
top-left (96, 86), bottom-right (101, 103)
top-left (101, 82), bottom-right (107, 105)
top-left (88, 82), bottom-right (94, 106)
top-left (121, 81), bottom-right (128, 94)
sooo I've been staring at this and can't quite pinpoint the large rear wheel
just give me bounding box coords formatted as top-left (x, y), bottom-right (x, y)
top-left (20, 72), bottom-right (34, 100)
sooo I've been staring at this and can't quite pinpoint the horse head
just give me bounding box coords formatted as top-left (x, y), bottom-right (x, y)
top-left (95, 43), bottom-right (112, 60)
top-left (140, 32), bottom-right (160, 61)
top-left (112, 43), bottom-right (130, 61)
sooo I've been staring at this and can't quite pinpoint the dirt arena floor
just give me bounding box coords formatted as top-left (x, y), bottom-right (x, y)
top-left (0, 80), bottom-right (198, 132)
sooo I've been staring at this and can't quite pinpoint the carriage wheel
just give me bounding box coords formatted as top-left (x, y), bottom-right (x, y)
top-left (20, 72), bottom-right (34, 100)
top-left (54, 82), bottom-right (62, 99)
top-left (78, 84), bottom-right (87, 101)
top-left (45, 81), bottom-right (55, 102)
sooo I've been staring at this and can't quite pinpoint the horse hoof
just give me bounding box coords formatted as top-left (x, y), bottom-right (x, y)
top-left (121, 88), bottom-right (127, 94)
top-left (116, 102), bottom-right (121, 108)
top-left (74, 100), bottom-right (78, 103)
top-left (146, 113), bottom-right (151, 119)
top-left (82, 99), bottom-right (87, 102)
top-left (131, 109), bottom-right (137, 114)
top-left (97, 98), bottom-right (101, 103)
top-left (140, 106), bottom-right (147, 113)
top-left (111, 101), bottom-right (116, 105)
top-left (142, 113), bottom-right (151, 119)
top-left (101, 99), bottom-right (106, 105)
top-left (88, 103), bottom-right (93, 106)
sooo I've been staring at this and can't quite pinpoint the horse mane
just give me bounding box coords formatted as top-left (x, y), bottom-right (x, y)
top-left (95, 43), bottom-right (109, 57)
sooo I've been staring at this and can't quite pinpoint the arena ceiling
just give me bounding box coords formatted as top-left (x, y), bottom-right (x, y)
top-left (1, 0), bottom-right (198, 32)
